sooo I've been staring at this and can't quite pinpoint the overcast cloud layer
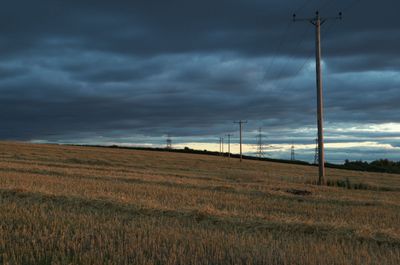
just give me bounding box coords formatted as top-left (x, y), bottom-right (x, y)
top-left (1, 0), bottom-right (399, 163)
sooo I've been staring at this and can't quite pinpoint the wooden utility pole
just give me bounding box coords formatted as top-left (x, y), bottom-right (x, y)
top-left (234, 121), bottom-right (247, 162)
top-left (226, 134), bottom-right (233, 158)
top-left (221, 137), bottom-right (224, 156)
top-left (293, 11), bottom-right (342, 185)
top-left (219, 137), bottom-right (222, 155)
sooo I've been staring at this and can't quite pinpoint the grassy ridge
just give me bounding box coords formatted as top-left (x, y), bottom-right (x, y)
top-left (0, 142), bottom-right (399, 264)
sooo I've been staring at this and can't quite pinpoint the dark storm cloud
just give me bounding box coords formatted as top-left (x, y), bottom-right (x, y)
top-left (0, 0), bottom-right (399, 161)
top-left (1, 0), bottom-right (393, 58)
top-left (328, 55), bottom-right (400, 74)
top-left (0, 66), bottom-right (28, 79)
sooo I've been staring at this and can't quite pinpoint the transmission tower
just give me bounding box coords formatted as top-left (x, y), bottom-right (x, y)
top-left (255, 128), bottom-right (265, 158)
top-left (290, 142), bottom-right (295, 161)
top-left (314, 138), bottom-right (319, 165)
top-left (166, 134), bottom-right (172, 149)
top-left (234, 120), bottom-right (248, 162)
top-left (293, 11), bottom-right (342, 185)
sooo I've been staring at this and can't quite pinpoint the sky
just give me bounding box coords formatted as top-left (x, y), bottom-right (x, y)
top-left (1, 0), bottom-right (400, 163)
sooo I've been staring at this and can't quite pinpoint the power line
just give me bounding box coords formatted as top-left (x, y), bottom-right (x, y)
top-left (281, 51), bottom-right (314, 91)
top-left (273, 0), bottom-right (353, 93)
top-left (276, 2), bottom-right (346, 94)
top-left (258, 0), bottom-right (322, 90)
top-left (273, 26), bottom-right (312, 85)
top-left (261, 21), bottom-right (292, 84)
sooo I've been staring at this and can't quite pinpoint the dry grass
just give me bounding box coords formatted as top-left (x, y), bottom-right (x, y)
top-left (0, 141), bottom-right (399, 264)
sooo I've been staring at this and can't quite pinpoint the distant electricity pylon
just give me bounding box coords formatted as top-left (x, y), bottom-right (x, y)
top-left (226, 134), bottom-right (233, 158)
top-left (293, 11), bottom-right (342, 185)
top-left (314, 138), bottom-right (319, 165)
top-left (255, 127), bottom-right (266, 158)
top-left (290, 142), bottom-right (295, 161)
top-left (166, 134), bottom-right (172, 149)
top-left (219, 137), bottom-right (224, 156)
top-left (234, 120), bottom-right (247, 162)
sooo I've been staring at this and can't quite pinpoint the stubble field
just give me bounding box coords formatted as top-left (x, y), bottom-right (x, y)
top-left (0, 142), bottom-right (399, 264)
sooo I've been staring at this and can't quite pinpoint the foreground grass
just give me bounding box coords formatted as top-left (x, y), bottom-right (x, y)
top-left (0, 142), bottom-right (399, 264)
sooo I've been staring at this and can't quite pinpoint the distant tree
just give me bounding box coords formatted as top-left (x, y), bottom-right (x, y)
top-left (342, 159), bottom-right (400, 174)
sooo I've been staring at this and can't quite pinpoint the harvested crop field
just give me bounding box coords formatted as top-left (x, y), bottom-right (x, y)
top-left (0, 142), bottom-right (399, 264)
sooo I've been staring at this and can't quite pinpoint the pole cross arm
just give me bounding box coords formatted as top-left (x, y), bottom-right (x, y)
top-left (233, 121), bottom-right (248, 124)
top-left (293, 11), bottom-right (342, 24)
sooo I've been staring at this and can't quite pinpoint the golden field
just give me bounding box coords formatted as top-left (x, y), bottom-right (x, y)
top-left (0, 141), bottom-right (399, 265)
